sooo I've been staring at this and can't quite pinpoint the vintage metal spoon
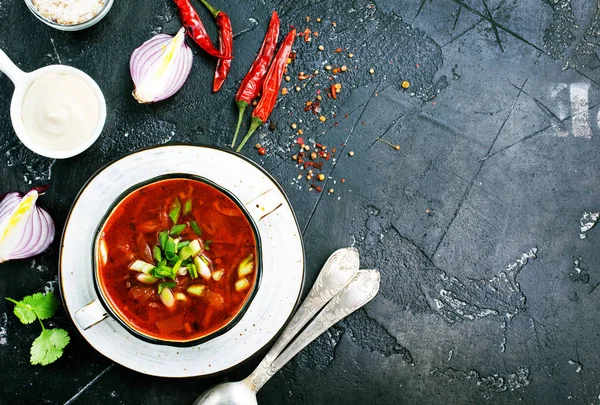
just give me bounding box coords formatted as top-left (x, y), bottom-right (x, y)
top-left (193, 269), bottom-right (381, 405)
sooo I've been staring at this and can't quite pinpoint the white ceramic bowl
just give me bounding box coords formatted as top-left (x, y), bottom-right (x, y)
top-left (0, 49), bottom-right (106, 159)
top-left (24, 0), bottom-right (114, 31)
top-left (60, 145), bottom-right (305, 377)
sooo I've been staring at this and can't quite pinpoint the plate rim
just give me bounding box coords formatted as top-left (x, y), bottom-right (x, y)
top-left (58, 143), bottom-right (306, 378)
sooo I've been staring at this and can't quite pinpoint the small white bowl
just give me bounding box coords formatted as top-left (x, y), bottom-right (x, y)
top-left (0, 49), bottom-right (106, 159)
top-left (24, 0), bottom-right (114, 31)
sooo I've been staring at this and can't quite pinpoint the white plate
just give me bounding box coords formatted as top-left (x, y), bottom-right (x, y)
top-left (59, 145), bottom-right (304, 377)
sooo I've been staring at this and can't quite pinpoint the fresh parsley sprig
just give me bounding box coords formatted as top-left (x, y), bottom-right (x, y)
top-left (5, 292), bottom-right (70, 366)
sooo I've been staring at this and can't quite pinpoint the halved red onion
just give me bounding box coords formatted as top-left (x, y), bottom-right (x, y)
top-left (0, 189), bottom-right (55, 263)
top-left (130, 27), bottom-right (194, 103)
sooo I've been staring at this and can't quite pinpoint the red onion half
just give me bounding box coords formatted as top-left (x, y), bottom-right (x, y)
top-left (0, 189), bottom-right (55, 263)
top-left (130, 27), bottom-right (194, 103)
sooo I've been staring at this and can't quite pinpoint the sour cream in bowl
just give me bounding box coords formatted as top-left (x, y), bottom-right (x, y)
top-left (0, 49), bottom-right (106, 159)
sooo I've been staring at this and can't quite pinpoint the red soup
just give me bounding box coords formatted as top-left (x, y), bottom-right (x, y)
top-left (96, 178), bottom-right (258, 343)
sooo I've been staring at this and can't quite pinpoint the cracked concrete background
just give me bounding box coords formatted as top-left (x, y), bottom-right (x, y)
top-left (0, 0), bottom-right (599, 404)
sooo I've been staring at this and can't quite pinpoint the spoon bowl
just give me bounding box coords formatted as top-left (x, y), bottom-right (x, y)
top-left (193, 268), bottom-right (381, 405)
top-left (0, 49), bottom-right (106, 159)
top-left (193, 382), bottom-right (256, 405)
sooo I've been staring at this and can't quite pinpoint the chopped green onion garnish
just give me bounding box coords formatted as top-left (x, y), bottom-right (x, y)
top-left (170, 224), bottom-right (187, 236)
top-left (187, 263), bottom-right (198, 279)
top-left (178, 245), bottom-right (194, 261)
top-left (153, 246), bottom-right (162, 263)
top-left (154, 265), bottom-right (173, 279)
top-left (235, 277), bottom-right (251, 292)
top-left (171, 258), bottom-right (183, 280)
top-left (188, 239), bottom-right (202, 256)
top-left (158, 231), bottom-right (168, 251)
top-left (238, 254), bottom-right (254, 277)
top-left (167, 255), bottom-right (180, 266)
top-left (157, 281), bottom-right (177, 295)
top-left (187, 284), bottom-right (206, 297)
top-left (160, 287), bottom-right (175, 308)
top-left (184, 199), bottom-right (192, 215)
top-left (195, 255), bottom-right (212, 280)
top-left (204, 240), bottom-right (212, 250)
top-left (189, 221), bottom-right (202, 236)
top-left (177, 240), bottom-right (191, 249)
top-left (137, 273), bottom-right (158, 284)
top-left (129, 260), bottom-right (155, 275)
top-left (165, 237), bottom-right (176, 256)
top-left (169, 198), bottom-right (181, 224)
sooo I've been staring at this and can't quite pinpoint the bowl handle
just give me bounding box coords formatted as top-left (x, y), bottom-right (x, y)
top-left (244, 189), bottom-right (283, 222)
top-left (74, 299), bottom-right (108, 330)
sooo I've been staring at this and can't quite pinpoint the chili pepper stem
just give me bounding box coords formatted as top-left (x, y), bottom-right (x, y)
top-left (199, 0), bottom-right (219, 18)
top-left (236, 116), bottom-right (263, 153)
top-left (232, 100), bottom-right (248, 148)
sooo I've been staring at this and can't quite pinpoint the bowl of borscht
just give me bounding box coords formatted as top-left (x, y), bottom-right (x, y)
top-left (61, 145), bottom-right (304, 377)
top-left (92, 174), bottom-right (261, 346)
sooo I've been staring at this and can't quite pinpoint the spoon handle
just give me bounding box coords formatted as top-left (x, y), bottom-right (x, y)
top-left (262, 247), bottom-right (359, 365)
top-left (245, 269), bottom-right (380, 391)
top-left (0, 48), bottom-right (26, 85)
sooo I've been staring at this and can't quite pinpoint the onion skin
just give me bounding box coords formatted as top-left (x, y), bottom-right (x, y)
top-left (0, 189), bottom-right (55, 263)
top-left (130, 27), bottom-right (194, 104)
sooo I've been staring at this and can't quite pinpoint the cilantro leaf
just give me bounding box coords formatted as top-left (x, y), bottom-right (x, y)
top-left (6, 298), bottom-right (37, 324)
top-left (30, 328), bottom-right (70, 366)
top-left (6, 292), bottom-right (60, 324)
top-left (22, 292), bottom-right (59, 320)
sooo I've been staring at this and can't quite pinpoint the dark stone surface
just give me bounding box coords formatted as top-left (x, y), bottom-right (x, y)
top-left (0, 0), bottom-right (599, 403)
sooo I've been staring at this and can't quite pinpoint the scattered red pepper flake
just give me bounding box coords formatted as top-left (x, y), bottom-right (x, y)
top-left (333, 47), bottom-right (342, 53)
top-left (297, 137), bottom-right (305, 145)
top-left (257, 147), bottom-right (266, 155)
top-left (332, 67), bottom-right (341, 74)
top-left (330, 84), bottom-right (337, 99)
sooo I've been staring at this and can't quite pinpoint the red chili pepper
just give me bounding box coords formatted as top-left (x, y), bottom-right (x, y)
top-left (236, 29), bottom-right (296, 152)
top-left (231, 11), bottom-right (280, 148)
top-left (199, 0), bottom-right (233, 92)
top-left (174, 0), bottom-right (231, 59)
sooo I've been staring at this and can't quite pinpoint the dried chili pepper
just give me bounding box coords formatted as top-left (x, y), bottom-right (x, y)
top-left (236, 29), bottom-right (296, 152)
top-left (174, 0), bottom-right (231, 59)
top-left (231, 11), bottom-right (280, 148)
top-left (199, 0), bottom-right (233, 92)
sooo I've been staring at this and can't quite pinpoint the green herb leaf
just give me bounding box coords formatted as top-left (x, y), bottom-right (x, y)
top-left (189, 221), bottom-right (202, 236)
top-left (170, 224), bottom-right (187, 236)
top-left (158, 231), bottom-right (168, 251)
top-left (183, 200), bottom-right (192, 215)
top-left (204, 240), bottom-right (213, 250)
top-left (30, 328), bottom-right (70, 366)
top-left (6, 292), bottom-right (59, 324)
top-left (169, 198), bottom-right (181, 224)
top-left (153, 246), bottom-right (162, 263)
top-left (157, 282), bottom-right (177, 295)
